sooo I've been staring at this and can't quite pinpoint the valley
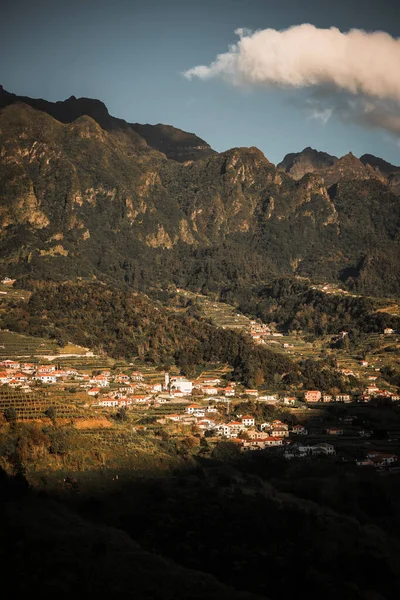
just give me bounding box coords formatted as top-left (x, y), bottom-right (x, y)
top-left (0, 85), bottom-right (399, 600)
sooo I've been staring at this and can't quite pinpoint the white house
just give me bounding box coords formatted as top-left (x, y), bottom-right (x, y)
top-left (91, 375), bottom-right (109, 387)
top-left (202, 386), bottom-right (219, 396)
top-left (315, 443), bottom-right (336, 455)
top-left (131, 371), bottom-right (144, 381)
top-left (34, 374), bottom-right (57, 384)
top-left (226, 421), bottom-right (244, 435)
top-left (335, 394), bottom-right (351, 403)
top-left (186, 403), bottom-right (202, 415)
top-left (241, 415), bottom-right (255, 427)
top-left (271, 427), bottom-right (289, 437)
top-left (215, 424), bottom-right (233, 438)
top-left (193, 408), bottom-right (206, 417)
top-left (98, 398), bottom-right (119, 407)
top-left (223, 387), bottom-right (235, 397)
top-left (170, 377), bottom-right (193, 395)
top-left (258, 394), bottom-right (278, 402)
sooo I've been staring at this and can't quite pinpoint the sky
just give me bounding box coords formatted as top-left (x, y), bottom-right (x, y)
top-left (1, 0), bottom-right (400, 165)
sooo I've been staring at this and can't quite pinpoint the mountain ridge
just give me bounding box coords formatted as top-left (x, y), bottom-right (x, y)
top-left (0, 86), bottom-right (216, 163)
top-left (0, 88), bottom-right (399, 297)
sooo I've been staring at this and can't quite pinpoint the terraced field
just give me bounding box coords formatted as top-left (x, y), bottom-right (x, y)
top-left (0, 387), bottom-right (88, 420)
top-left (0, 330), bottom-right (93, 360)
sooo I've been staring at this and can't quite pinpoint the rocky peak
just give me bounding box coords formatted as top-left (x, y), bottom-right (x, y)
top-left (277, 147), bottom-right (338, 180)
top-left (360, 153), bottom-right (400, 176)
top-left (318, 152), bottom-right (384, 188)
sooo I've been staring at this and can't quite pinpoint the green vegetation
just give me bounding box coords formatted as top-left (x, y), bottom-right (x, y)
top-left (1, 280), bottom-right (351, 390)
top-left (0, 88), bottom-right (400, 600)
top-left (0, 92), bottom-right (400, 298)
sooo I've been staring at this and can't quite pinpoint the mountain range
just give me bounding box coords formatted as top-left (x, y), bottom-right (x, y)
top-left (0, 86), bottom-right (399, 296)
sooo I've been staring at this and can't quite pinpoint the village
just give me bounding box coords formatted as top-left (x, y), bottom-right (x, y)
top-left (1, 351), bottom-right (400, 471)
top-left (0, 278), bottom-right (400, 471)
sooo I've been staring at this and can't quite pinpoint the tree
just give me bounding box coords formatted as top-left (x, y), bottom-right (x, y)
top-left (4, 407), bottom-right (17, 423)
top-left (45, 406), bottom-right (57, 424)
top-left (115, 406), bottom-right (128, 422)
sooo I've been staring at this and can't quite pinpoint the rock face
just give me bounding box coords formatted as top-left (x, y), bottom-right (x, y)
top-left (0, 89), bottom-right (399, 296)
top-left (0, 86), bottom-right (215, 163)
top-left (277, 147), bottom-right (338, 180)
top-left (360, 153), bottom-right (400, 176)
top-left (360, 153), bottom-right (400, 195)
top-left (316, 152), bottom-right (385, 188)
top-left (130, 123), bottom-right (216, 162)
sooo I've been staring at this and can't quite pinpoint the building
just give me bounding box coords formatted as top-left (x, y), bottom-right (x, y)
top-left (91, 375), bottom-right (109, 387)
top-left (34, 374), bottom-right (57, 384)
top-left (292, 424), bottom-right (308, 435)
top-left (186, 403), bottom-right (202, 414)
top-left (222, 387), bottom-right (235, 397)
top-left (326, 427), bottom-right (343, 435)
top-left (365, 452), bottom-right (398, 468)
top-left (88, 388), bottom-right (100, 396)
top-left (226, 421), bottom-right (244, 436)
top-left (304, 390), bottom-right (321, 403)
top-left (201, 386), bottom-right (218, 395)
top-left (271, 427), bottom-right (289, 437)
top-left (98, 398), bottom-right (119, 407)
top-left (115, 374), bottom-right (130, 383)
top-left (315, 443), bottom-right (335, 455)
top-left (335, 394), bottom-right (351, 403)
top-left (0, 372), bottom-right (11, 384)
top-left (258, 394), bottom-right (278, 402)
top-left (281, 396), bottom-right (296, 405)
top-left (241, 415), bottom-right (255, 427)
top-left (322, 394), bottom-right (333, 403)
top-left (170, 377), bottom-right (193, 395)
top-left (131, 371), bottom-right (144, 381)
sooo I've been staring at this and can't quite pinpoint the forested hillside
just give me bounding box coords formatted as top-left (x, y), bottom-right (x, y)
top-left (0, 87), bottom-right (399, 297)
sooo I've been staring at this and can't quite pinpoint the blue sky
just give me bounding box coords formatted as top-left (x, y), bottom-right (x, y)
top-left (1, 0), bottom-right (400, 164)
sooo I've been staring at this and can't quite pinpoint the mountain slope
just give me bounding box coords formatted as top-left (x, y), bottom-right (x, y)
top-left (0, 92), bottom-right (399, 296)
top-left (360, 153), bottom-right (400, 176)
top-left (360, 152), bottom-right (400, 195)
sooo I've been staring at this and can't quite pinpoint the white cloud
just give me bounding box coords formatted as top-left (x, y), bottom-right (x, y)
top-left (184, 24), bottom-right (400, 135)
top-left (184, 24), bottom-right (400, 101)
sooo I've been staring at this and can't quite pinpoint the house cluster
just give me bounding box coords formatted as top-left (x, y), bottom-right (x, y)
top-left (163, 407), bottom-right (294, 452)
top-left (0, 360), bottom-right (152, 398)
top-left (248, 320), bottom-right (272, 343)
top-left (356, 451), bottom-right (399, 470)
top-left (284, 442), bottom-right (336, 459)
top-left (0, 360), bottom-right (78, 390)
top-left (304, 389), bottom-right (400, 404)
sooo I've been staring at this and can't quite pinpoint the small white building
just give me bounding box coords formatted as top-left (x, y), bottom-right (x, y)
top-left (202, 386), bottom-right (219, 395)
top-left (170, 377), bottom-right (193, 395)
top-left (98, 398), bottom-right (119, 407)
top-left (34, 374), bottom-right (57, 384)
top-left (335, 394), bottom-right (351, 403)
top-left (241, 415), bottom-right (255, 427)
